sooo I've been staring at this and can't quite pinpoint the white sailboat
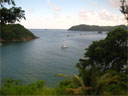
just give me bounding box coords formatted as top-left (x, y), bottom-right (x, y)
top-left (61, 44), bottom-right (68, 48)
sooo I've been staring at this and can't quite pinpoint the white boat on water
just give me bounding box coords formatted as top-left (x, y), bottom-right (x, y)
top-left (61, 45), bottom-right (68, 48)
top-left (0, 43), bottom-right (2, 46)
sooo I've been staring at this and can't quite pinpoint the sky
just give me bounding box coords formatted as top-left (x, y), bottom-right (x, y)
top-left (5, 0), bottom-right (127, 29)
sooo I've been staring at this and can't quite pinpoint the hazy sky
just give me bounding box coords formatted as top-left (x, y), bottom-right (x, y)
top-left (9, 0), bottom-right (127, 29)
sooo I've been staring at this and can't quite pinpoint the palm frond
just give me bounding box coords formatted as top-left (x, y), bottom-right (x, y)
top-left (73, 74), bottom-right (85, 88)
top-left (56, 74), bottom-right (71, 80)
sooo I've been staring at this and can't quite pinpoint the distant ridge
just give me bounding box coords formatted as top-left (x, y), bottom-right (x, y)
top-left (68, 24), bottom-right (127, 31)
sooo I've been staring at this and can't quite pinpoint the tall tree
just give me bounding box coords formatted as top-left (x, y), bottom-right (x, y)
top-left (120, 0), bottom-right (128, 24)
top-left (78, 28), bottom-right (127, 72)
top-left (76, 28), bottom-right (128, 95)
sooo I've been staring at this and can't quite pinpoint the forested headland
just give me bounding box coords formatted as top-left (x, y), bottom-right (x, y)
top-left (0, 1), bottom-right (37, 42)
top-left (0, 24), bottom-right (37, 41)
top-left (68, 24), bottom-right (127, 31)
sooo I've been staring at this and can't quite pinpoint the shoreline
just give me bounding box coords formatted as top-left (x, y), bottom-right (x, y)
top-left (0, 36), bottom-right (39, 42)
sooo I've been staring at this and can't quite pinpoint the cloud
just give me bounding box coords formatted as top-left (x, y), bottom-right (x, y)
top-left (47, 0), bottom-right (51, 5)
top-left (99, 9), bottom-right (114, 20)
top-left (66, 16), bottom-right (70, 19)
top-left (46, 0), bottom-right (61, 12)
top-left (78, 9), bottom-right (125, 26)
top-left (108, 0), bottom-right (121, 8)
top-left (53, 5), bottom-right (61, 11)
top-left (92, 2), bottom-right (98, 6)
top-left (21, 9), bottom-right (125, 29)
top-left (79, 10), bottom-right (88, 20)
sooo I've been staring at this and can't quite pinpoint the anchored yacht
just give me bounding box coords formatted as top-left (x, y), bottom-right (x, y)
top-left (61, 45), bottom-right (68, 48)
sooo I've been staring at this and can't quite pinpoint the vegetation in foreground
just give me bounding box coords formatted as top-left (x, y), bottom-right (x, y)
top-left (0, 27), bottom-right (127, 95)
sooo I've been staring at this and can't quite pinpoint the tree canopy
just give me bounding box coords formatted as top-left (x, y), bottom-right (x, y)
top-left (77, 28), bottom-right (128, 72)
top-left (0, 7), bottom-right (26, 24)
top-left (0, 0), bottom-right (15, 6)
top-left (0, 0), bottom-right (26, 25)
top-left (74, 27), bottom-right (128, 95)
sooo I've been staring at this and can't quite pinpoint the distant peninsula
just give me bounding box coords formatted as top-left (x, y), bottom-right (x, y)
top-left (0, 24), bottom-right (38, 42)
top-left (68, 24), bottom-right (127, 31)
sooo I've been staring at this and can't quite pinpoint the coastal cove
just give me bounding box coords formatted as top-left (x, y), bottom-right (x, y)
top-left (0, 0), bottom-right (127, 95)
top-left (1, 29), bottom-right (106, 87)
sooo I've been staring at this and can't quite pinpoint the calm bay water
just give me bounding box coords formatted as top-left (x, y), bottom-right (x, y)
top-left (1, 29), bottom-right (106, 87)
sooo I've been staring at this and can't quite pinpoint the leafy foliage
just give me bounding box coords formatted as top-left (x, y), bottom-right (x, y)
top-left (75, 28), bottom-right (128, 95)
top-left (0, 0), bottom-right (15, 6)
top-left (0, 7), bottom-right (26, 24)
top-left (0, 78), bottom-right (74, 95)
top-left (120, 0), bottom-right (128, 22)
top-left (78, 28), bottom-right (128, 72)
top-left (0, 78), bottom-right (46, 95)
top-left (96, 70), bottom-right (128, 95)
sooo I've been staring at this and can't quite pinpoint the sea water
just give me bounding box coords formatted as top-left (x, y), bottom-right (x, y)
top-left (1, 29), bottom-right (106, 87)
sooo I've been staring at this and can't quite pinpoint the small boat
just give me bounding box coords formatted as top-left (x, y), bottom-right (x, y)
top-left (98, 31), bottom-right (102, 34)
top-left (67, 35), bottom-right (70, 37)
top-left (61, 45), bottom-right (68, 48)
top-left (0, 43), bottom-right (2, 46)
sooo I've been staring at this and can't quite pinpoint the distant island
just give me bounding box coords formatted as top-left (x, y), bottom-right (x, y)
top-left (0, 24), bottom-right (38, 42)
top-left (68, 24), bottom-right (127, 31)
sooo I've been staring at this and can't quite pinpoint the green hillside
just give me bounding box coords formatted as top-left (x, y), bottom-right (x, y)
top-left (68, 24), bottom-right (127, 31)
top-left (0, 24), bottom-right (37, 42)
